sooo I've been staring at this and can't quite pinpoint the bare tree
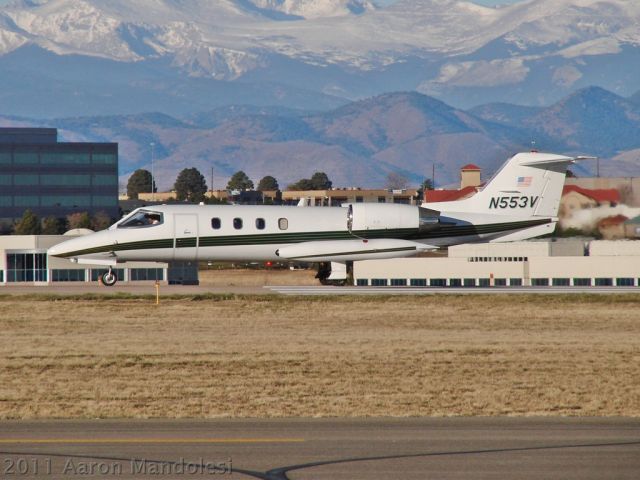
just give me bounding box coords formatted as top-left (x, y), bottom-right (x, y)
top-left (385, 172), bottom-right (410, 190)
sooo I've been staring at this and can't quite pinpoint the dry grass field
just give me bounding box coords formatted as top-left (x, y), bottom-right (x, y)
top-left (0, 293), bottom-right (639, 419)
top-left (198, 267), bottom-right (318, 286)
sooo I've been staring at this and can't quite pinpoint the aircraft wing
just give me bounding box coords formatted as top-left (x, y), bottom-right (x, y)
top-left (276, 238), bottom-right (436, 262)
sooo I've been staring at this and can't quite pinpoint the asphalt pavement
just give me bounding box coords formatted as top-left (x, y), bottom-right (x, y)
top-left (1, 418), bottom-right (639, 479)
top-left (1, 283), bottom-right (639, 296)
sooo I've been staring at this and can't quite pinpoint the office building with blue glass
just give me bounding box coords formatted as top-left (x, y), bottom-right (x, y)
top-left (0, 128), bottom-right (118, 223)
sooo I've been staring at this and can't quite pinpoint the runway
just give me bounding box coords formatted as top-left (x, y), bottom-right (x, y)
top-left (0, 283), bottom-right (271, 296)
top-left (1, 283), bottom-right (639, 297)
top-left (1, 418), bottom-right (639, 479)
top-left (265, 285), bottom-right (640, 295)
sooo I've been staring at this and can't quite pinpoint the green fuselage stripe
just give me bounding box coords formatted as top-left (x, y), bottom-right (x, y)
top-left (56, 219), bottom-right (551, 258)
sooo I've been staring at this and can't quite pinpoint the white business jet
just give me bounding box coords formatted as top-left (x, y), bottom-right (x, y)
top-left (48, 151), bottom-right (588, 286)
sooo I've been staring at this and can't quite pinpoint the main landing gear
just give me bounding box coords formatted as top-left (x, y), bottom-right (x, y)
top-left (316, 261), bottom-right (351, 286)
top-left (316, 262), bottom-right (334, 285)
top-left (100, 267), bottom-right (118, 287)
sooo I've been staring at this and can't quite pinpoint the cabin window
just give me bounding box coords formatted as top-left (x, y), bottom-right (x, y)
top-left (278, 218), bottom-right (288, 230)
top-left (211, 218), bottom-right (221, 229)
top-left (256, 218), bottom-right (266, 230)
top-left (118, 210), bottom-right (163, 228)
top-left (233, 218), bottom-right (243, 230)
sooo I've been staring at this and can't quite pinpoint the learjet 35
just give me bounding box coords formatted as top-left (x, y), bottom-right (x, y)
top-left (48, 151), bottom-right (589, 285)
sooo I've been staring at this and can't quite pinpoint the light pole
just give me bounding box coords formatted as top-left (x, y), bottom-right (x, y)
top-left (150, 142), bottom-right (155, 201)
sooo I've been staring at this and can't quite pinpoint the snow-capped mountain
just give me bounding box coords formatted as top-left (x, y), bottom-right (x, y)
top-left (246, 0), bottom-right (375, 19)
top-left (0, 0), bottom-right (639, 116)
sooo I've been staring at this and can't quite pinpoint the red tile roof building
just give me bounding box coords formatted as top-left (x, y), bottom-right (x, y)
top-left (460, 164), bottom-right (480, 171)
top-left (597, 214), bottom-right (629, 240)
top-left (424, 185), bottom-right (478, 203)
top-left (562, 185), bottom-right (620, 205)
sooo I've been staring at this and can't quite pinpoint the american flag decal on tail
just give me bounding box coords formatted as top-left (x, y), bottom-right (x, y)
top-left (517, 176), bottom-right (532, 187)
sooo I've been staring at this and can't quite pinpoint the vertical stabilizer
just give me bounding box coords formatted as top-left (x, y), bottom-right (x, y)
top-left (430, 152), bottom-right (578, 218)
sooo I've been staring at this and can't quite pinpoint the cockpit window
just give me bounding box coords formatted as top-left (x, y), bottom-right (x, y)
top-left (118, 210), bottom-right (163, 228)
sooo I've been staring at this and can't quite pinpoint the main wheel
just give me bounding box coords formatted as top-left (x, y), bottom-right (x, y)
top-left (315, 262), bottom-right (331, 284)
top-left (316, 262), bottom-right (348, 286)
top-left (101, 270), bottom-right (118, 286)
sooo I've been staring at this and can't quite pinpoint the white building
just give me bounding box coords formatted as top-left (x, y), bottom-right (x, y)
top-left (0, 235), bottom-right (197, 285)
top-left (354, 240), bottom-right (640, 288)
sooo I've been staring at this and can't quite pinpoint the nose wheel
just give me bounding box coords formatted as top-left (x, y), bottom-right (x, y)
top-left (100, 268), bottom-right (118, 287)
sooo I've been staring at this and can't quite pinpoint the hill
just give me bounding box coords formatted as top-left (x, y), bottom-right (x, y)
top-left (472, 87), bottom-right (640, 158)
top-left (2, 88), bottom-right (640, 191)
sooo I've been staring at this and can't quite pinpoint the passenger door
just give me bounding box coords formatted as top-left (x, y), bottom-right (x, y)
top-left (174, 214), bottom-right (199, 260)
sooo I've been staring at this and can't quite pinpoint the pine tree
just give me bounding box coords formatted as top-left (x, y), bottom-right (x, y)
top-left (174, 168), bottom-right (208, 202)
top-left (421, 178), bottom-right (434, 191)
top-left (127, 169), bottom-right (156, 199)
top-left (257, 175), bottom-right (279, 191)
top-left (287, 178), bottom-right (314, 191)
top-left (310, 172), bottom-right (332, 190)
top-left (287, 172), bottom-right (332, 191)
top-left (226, 171), bottom-right (254, 191)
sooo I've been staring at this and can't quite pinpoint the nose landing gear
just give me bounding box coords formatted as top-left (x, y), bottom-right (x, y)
top-left (100, 267), bottom-right (118, 287)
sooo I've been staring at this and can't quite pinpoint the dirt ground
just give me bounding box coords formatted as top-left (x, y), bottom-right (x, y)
top-left (0, 293), bottom-right (638, 419)
top-left (198, 267), bottom-right (318, 286)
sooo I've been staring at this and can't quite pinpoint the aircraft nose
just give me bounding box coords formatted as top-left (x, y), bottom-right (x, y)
top-left (48, 239), bottom-right (75, 258)
top-left (48, 234), bottom-right (102, 258)
top-left (47, 230), bottom-right (120, 267)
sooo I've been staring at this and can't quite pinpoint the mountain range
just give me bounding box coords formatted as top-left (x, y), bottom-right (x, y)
top-left (1, 0), bottom-right (640, 117)
top-left (2, 86), bottom-right (638, 190)
top-left (1, 0), bottom-right (638, 190)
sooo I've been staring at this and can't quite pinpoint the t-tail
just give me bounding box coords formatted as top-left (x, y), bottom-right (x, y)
top-left (430, 151), bottom-right (589, 218)
top-left (425, 151), bottom-right (592, 244)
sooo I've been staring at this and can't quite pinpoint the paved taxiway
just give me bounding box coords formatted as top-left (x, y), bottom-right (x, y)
top-left (0, 283), bottom-right (270, 296)
top-left (1, 418), bottom-right (638, 479)
top-left (266, 285), bottom-right (640, 295)
top-left (1, 283), bottom-right (639, 296)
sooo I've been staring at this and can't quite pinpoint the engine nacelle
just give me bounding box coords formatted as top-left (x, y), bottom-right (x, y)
top-left (347, 203), bottom-right (440, 233)
top-left (348, 203), bottom-right (417, 232)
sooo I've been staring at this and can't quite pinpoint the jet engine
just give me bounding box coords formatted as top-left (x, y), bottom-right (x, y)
top-left (347, 203), bottom-right (440, 234)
